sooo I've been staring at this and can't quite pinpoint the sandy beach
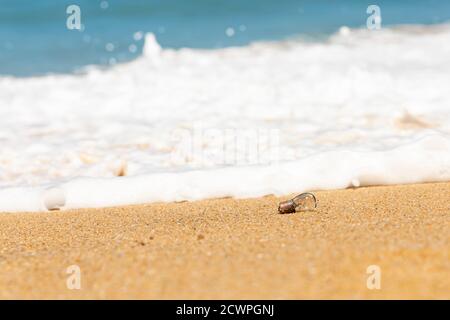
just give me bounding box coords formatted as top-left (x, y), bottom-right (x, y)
top-left (0, 182), bottom-right (448, 299)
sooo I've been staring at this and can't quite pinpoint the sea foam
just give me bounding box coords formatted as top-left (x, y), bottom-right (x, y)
top-left (0, 24), bottom-right (449, 211)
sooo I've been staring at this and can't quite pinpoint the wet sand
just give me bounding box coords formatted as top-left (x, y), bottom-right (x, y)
top-left (0, 182), bottom-right (448, 299)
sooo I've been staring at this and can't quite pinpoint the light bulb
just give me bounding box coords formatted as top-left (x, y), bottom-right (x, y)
top-left (278, 192), bottom-right (317, 214)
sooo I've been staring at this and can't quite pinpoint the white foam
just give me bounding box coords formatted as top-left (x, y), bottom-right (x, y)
top-left (0, 24), bottom-right (449, 212)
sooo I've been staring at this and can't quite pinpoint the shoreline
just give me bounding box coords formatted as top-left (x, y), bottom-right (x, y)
top-left (0, 182), bottom-right (448, 299)
top-left (1, 132), bottom-right (449, 213)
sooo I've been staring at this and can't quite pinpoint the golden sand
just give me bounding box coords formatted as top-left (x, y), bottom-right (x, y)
top-left (0, 182), bottom-right (448, 299)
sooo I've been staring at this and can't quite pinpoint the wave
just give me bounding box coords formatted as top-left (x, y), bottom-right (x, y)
top-left (0, 24), bottom-right (449, 211)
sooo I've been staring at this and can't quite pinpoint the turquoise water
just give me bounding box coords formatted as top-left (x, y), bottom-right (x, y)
top-left (1, 0), bottom-right (450, 76)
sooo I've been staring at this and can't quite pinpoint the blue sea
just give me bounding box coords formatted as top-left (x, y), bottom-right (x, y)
top-left (1, 0), bottom-right (450, 76)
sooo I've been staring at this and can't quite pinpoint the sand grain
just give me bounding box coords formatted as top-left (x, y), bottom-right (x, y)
top-left (0, 183), bottom-right (448, 299)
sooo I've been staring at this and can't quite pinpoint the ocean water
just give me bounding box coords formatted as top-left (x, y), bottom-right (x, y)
top-left (0, 1), bottom-right (450, 211)
top-left (2, 0), bottom-right (450, 76)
